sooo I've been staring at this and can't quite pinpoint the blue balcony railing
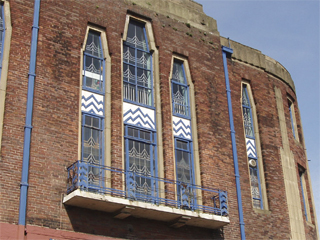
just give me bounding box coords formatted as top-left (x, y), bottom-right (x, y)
top-left (67, 160), bottom-right (228, 216)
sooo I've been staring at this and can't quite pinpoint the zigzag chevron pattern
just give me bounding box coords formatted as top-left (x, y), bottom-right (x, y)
top-left (246, 138), bottom-right (257, 158)
top-left (172, 116), bottom-right (191, 139)
top-left (81, 90), bottom-right (104, 116)
top-left (123, 102), bottom-right (155, 130)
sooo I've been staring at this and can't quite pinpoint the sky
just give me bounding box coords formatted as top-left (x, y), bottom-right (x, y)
top-left (196, 0), bottom-right (319, 233)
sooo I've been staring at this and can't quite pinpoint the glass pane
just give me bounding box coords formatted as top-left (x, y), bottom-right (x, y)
top-left (85, 56), bottom-right (102, 75)
top-left (137, 69), bottom-right (151, 88)
top-left (85, 31), bottom-right (102, 58)
top-left (0, 14), bottom-right (3, 30)
top-left (83, 126), bottom-right (101, 164)
top-left (176, 149), bottom-right (191, 183)
top-left (173, 83), bottom-right (188, 116)
top-left (250, 166), bottom-right (261, 209)
top-left (84, 56), bottom-right (103, 91)
top-left (123, 64), bottom-right (135, 83)
top-left (123, 46), bottom-right (135, 65)
top-left (124, 82), bottom-right (136, 102)
top-left (128, 139), bottom-right (152, 195)
top-left (242, 87), bottom-right (250, 106)
top-left (92, 117), bottom-right (100, 128)
top-left (172, 62), bottom-right (185, 84)
top-left (84, 115), bottom-right (91, 126)
top-left (127, 21), bottom-right (147, 50)
top-left (137, 50), bottom-right (151, 69)
top-left (243, 107), bottom-right (254, 137)
top-left (137, 87), bottom-right (151, 106)
top-left (140, 130), bottom-right (151, 141)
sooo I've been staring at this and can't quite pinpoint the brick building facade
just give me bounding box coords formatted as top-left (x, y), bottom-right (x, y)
top-left (0, 0), bottom-right (318, 239)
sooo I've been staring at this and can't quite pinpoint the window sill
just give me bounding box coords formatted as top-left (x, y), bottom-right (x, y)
top-left (253, 208), bottom-right (271, 215)
top-left (306, 221), bottom-right (315, 228)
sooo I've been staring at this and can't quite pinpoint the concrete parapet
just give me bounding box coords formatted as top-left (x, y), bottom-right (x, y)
top-left (126, 0), bottom-right (218, 34)
top-left (220, 36), bottom-right (295, 92)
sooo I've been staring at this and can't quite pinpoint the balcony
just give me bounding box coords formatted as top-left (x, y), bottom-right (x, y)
top-left (63, 160), bottom-right (230, 229)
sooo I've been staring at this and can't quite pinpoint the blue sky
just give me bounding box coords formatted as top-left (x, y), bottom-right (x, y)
top-left (196, 0), bottom-right (319, 233)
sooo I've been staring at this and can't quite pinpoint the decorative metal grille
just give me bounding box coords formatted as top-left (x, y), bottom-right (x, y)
top-left (66, 160), bottom-right (229, 217)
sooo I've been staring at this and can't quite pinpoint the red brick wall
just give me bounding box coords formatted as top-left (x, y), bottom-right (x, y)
top-left (0, 0), bottom-right (317, 239)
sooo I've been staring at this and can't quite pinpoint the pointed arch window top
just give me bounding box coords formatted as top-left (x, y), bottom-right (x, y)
top-left (242, 86), bottom-right (254, 138)
top-left (172, 61), bottom-right (186, 84)
top-left (126, 21), bottom-right (148, 51)
top-left (171, 60), bottom-right (190, 117)
top-left (85, 31), bottom-right (103, 58)
top-left (242, 86), bottom-right (250, 107)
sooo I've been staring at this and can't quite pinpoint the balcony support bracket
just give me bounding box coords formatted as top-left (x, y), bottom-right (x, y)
top-left (170, 216), bottom-right (191, 228)
top-left (113, 206), bottom-right (135, 219)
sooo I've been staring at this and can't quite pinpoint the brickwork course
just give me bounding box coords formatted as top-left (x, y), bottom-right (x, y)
top-left (0, 0), bottom-right (318, 239)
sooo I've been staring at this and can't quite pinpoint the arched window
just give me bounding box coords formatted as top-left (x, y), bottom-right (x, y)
top-left (123, 20), bottom-right (153, 107)
top-left (242, 84), bottom-right (267, 210)
top-left (171, 59), bottom-right (198, 209)
top-left (123, 18), bottom-right (158, 201)
top-left (80, 29), bottom-right (110, 189)
top-left (288, 98), bottom-right (299, 141)
top-left (171, 61), bottom-right (190, 117)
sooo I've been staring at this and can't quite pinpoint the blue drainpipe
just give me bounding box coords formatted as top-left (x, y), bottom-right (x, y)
top-left (18, 0), bottom-right (41, 226)
top-left (222, 46), bottom-right (246, 240)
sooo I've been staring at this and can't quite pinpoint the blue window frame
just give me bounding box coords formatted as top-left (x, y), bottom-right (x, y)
top-left (81, 114), bottom-right (104, 187)
top-left (0, 4), bottom-right (5, 78)
top-left (299, 169), bottom-right (308, 221)
top-left (171, 61), bottom-right (190, 118)
top-left (123, 20), bottom-right (153, 107)
top-left (171, 59), bottom-right (195, 209)
top-left (174, 137), bottom-right (196, 209)
top-left (175, 138), bottom-right (194, 184)
top-left (288, 100), bottom-right (296, 139)
top-left (83, 31), bottom-right (105, 94)
top-left (81, 30), bottom-right (105, 189)
top-left (242, 85), bottom-right (263, 209)
top-left (175, 138), bottom-right (196, 209)
top-left (124, 125), bottom-right (157, 200)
